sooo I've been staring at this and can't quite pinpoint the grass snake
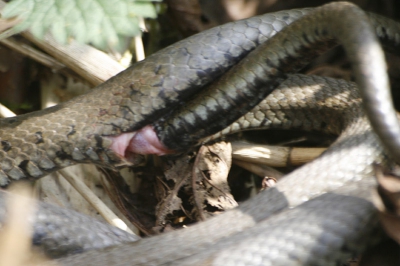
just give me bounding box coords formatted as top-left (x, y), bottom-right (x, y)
top-left (0, 1), bottom-right (399, 265)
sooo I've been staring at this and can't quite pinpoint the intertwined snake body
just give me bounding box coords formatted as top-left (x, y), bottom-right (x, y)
top-left (58, 74), bottom-right (384, 265)
top-left (0, 2), bottom-right (399, 265)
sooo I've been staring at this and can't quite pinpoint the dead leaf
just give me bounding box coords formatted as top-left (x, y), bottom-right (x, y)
top-left (192, 142), bottom-right (237, 220)
top-left (154, 156), bottom-right (192, 231)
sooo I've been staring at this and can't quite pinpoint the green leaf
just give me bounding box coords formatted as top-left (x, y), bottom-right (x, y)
top-left (1, 0), bottom-right (159, 50)
top-left (2, 0), bottom-right (34, 18)
top-left (50, 17), bottom-right (67, 44)
top-left (129, 2), bottom-right (157, 18)
top-left (132, 0), bottom-right (162, 2)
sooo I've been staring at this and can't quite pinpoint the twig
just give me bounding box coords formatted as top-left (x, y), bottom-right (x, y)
top-left (232, 141), bottom-right (326, 167)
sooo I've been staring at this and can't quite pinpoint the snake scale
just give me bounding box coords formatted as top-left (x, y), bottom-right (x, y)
top-left (0, 1), bottom-right (400, 265)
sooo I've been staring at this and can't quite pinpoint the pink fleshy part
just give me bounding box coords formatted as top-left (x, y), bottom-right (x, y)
top-left (108, 125), bottom-right (173, 159)
top-left (108, 132), bottom-right (136, 157)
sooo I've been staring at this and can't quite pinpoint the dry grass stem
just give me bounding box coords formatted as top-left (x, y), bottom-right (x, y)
top-left (232, 142), bottom-right (326, 167)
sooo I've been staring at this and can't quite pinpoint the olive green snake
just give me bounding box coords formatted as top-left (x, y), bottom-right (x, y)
top-left (0, 1), bottom-right (399, 265)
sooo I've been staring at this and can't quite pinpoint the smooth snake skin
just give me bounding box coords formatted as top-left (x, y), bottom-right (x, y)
top-left (0, 2), bottom-right (399, 265)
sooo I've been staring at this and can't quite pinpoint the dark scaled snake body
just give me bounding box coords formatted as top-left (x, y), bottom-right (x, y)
top-left (0, 1), bottom-right (399, 265)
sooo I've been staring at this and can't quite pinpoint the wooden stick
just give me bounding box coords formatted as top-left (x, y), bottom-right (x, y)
top-left (290, 147), bottom-right (327, 165)
top-left (232, 141), bottom-right (326, 167)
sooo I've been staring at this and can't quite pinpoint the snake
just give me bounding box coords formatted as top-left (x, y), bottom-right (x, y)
top-left (0, 1), bottom-right (399, 265)
top-left (55, 73), bottom-right (383, 265)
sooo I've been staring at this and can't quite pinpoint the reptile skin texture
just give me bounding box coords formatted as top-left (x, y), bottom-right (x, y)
top-left (0, 7), bottom-right (311, 184)
top-left (154, 3), bottom-right (400, 155)
top-left (56, 74), bottom-right (386, 265)
top-left (0, 2), bottom-right (399, 265)
top-left (1, 3), bottom-right (400, 184)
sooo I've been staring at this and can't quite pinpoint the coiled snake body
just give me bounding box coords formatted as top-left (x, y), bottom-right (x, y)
top-left (0, 2), bottom-right (399, 265)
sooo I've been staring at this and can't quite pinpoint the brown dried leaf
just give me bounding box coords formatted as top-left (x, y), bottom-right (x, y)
top-left (155, 156), bottom-right (192, 228)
